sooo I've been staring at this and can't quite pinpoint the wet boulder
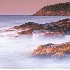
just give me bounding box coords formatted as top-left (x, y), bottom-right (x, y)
top-left (33, 42), bottom-right (70, 56)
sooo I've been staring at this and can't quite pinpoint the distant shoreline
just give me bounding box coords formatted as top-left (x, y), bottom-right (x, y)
top-left (33, 2), bottom-right (70, 16)
top-left (0, 15), bottom-right (70, 17)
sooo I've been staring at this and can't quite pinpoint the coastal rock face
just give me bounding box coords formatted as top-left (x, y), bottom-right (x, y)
top-left (13, 18), bottom-right (70, 36)
top-left (33, 42), bottom-right (70, 56)
top-left (33, 2), bottom-right (70, 16)
top-left (13, 22), bottom-right (46, 35)
top-left (14, 22), bottom-right (45, 30)
top-left (46, 18), bottom-right (70, 34)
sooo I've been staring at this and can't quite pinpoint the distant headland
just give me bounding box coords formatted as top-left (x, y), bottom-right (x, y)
top-left (33, 2), bottom-right (70, 16)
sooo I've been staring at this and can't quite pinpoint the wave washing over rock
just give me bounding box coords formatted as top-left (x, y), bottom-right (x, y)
top-left (13, 18), bottom-right (70, 56)
top-left (12, 18), bottom-right (70, 36)
top-left (0, 16), bottom-right (70, 69)
top-left (0, 18), bottom-right (70, 53)
top-left (0, 18), bottom-right (70, 57)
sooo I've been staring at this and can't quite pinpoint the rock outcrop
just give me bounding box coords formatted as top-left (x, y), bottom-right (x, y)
top-left (46, 18), bottom-right (70, 34)
top-left (45, 32), bottom-right (64, 37)
top-left (33, 2), bottom-right (70, 16)
top-left (17, 28), bottom-right (33, 35)
top-left (13, 18), bottom-right (70, 36)
top-left (14, 22), bottom-right (45, 30)
top-left (33, 42), bottom-right (70, 56)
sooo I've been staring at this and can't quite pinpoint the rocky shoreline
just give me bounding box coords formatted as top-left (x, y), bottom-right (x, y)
top-left (0, 18), bottom-right (70, 57)
top-left (12, 18), bottom-right (70, 37)
top-left (0, 18), bottom-right (69, 37)
top-left (12, 18), bottom-right (70, 57)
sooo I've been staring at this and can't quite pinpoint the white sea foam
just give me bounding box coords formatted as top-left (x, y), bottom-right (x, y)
top-left (0, 34), bottom-right (70, 68)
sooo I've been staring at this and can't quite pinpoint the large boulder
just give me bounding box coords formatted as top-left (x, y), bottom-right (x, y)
top-left (33, 42), bottom-right (70, 56)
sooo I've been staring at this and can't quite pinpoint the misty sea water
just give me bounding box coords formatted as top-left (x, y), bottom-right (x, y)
top-left (0, 15), bottom-right (70, 69)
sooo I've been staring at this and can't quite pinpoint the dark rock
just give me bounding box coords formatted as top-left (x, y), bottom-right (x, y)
top-left (46, 18), bottom-right (70, 34)
top-left (13, 22), bottom-right (45, 30)
top-left (13, 18), bottom-right (70, 35)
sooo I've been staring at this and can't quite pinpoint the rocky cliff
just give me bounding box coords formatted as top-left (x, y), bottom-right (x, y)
top-left (33, 2), bottom-right (70, 16)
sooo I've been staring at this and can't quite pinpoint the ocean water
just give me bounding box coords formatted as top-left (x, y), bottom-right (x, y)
top-left (0, 15), bottom-right (70, 69)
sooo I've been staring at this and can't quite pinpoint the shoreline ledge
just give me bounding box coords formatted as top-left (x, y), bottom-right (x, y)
top-left (13, 18), bottom-right (70, 36)
top-left (0, 18), bottom-right (69, 37)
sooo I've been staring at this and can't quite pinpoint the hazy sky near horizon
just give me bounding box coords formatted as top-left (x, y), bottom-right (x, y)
top-left (0, 0), bottom-right (70, 15)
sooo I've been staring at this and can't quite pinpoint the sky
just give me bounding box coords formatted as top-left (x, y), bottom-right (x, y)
top-left (0, 0), bottom-right (70, 15)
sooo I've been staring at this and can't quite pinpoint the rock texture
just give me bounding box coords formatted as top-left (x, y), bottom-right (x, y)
top-left (14, 22), bottom-right (45, 30)
top-left (33, 42), bottom-right (70, 56)
top-left (46, 18), bottom-right (70, 34)
top-left (18, 29), bottom-right (33, 35)
top-left (13, 18), bottom-right (70, 35)
top-left (42, 32), bottom-right (64, 37)
top-left (13, 22), bottom-right (46, 35)
top-left (33, 2), bottom-right (70, 16)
